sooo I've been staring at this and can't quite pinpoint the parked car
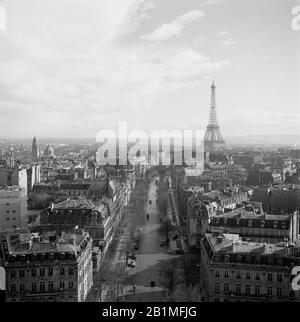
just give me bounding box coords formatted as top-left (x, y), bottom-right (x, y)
top-left (129, 253), bottom-right (136, 260)
top-left (134, 244), bottom-right (139, 250)
top-left (127, 261), bottom-right (136, 268)
top-left (167, 249), bottom-right (176, 255)
top-left (150, 280), bottom-right (156, 287)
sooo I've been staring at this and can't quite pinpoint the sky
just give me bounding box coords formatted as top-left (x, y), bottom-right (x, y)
top-left (0, 0), bottom-right (299, 138)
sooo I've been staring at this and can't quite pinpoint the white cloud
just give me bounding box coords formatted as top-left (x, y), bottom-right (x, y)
top-left (202, 0), bottom-right (222, 6)
top-left (139, 10), bottom-right (205, 42)
top-left (217, 31), bottom-right (230, 36)
top-left (0, 0), bottom-right (231, 137)
top-left (222, 40), bottom-right (237, 48)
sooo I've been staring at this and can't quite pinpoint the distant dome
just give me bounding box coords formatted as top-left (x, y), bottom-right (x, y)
top-left (44, 144), bottom-right (54, 157)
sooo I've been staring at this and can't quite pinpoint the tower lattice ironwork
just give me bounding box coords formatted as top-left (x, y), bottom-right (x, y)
top-left (204, 81), bottom-right (226, 152)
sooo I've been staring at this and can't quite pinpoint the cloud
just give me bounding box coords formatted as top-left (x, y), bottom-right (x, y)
top-left (217, 31), bottom-right (230, 36)
top-left (202, 0), bottom-right (222, 6)
top-left (0, 0), bottom-right (230, 137)
top-left (222, 40), bottom-right (237, 48)
top-left (139, 10), bottom-right (205, 42)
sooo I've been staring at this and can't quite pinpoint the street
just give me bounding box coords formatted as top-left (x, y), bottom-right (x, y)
top-left (124, 174), bottom-right (181, 301)
top-left (88, 171), bottom-right (200, 302)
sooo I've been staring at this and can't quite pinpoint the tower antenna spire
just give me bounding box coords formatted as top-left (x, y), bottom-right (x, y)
top-left (204, 82), bottom-right (226, 152)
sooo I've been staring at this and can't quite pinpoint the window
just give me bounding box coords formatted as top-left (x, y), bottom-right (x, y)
top-left (11, 270), bottom-right (16, 278)
top-left (277, 288), bottom-right (282, 297)
top-left (236, 271), bottom-right (241, 279)
top-left (255, 285), bottom-right (260, 296)
top-left (60, 267), bottom-right (65, 276)
top-left (236, 284), bottom-right (241, 294)
top-left (290, 290), bottom-right (295, 298)
top-left (246, 272), bottom-right (251, 279)
top-left (215, 270), bottom-right (220, 278)
top-left (10, 284), bottom-right (16, 293)
top-left (267, 273), bottom-right (272, 282)
top-left (40, 268), bottom-right (45, 277)
top-left (60, 281), bottom-right (65, 290)
top-left (32, 282), bottom-right (37, 293)
top-left (224, 271), bottom-right (229, 278)
top-left (215, 283), bottom-right (220, 294)
top-left (48, 267), bottom-right (53, 276)
top-left (282, 222), bottom-right (286, 229)
top-left (277, 274), bottom-right (282, 282)
top-left (224, 283), bottom-right (229, 293)
top-left (255, 273), bottom-right (260, 281)
top-left (246, 285), bottom-right (250, 295)
top-left (69, 267), bottom-right (74, 275)
top-left (248, 220), bottom-right (252, 227)
top-left (19, 269), bottom-right (25, 278)
top-left (267, 287), bottom-right (272, 296)
top-left (20, 283), bottom-right (25, 292)
top-left (68, 281), bottom-right (73, 289)
top-left (48, 281), bottom-right (54, 293)
top-left (6, 210), bottom-right (9, 213)
top-left (260, 220), bottom-right (265, 228)
top-left (40, 282), bottom-right (45, 293)
top-left (273, 221), bottom-right (278, 228)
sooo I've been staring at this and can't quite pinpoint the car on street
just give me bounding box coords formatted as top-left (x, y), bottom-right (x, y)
top-left (134, 244), bottom-right (139, 250)
top-left (129, 253), bottom-right (136, 260)
top-left (167, 249), bottom-right (176, 255)
top-left (127, 261), bottom-right (136, 268)
top-left (150, 280), bottom-right (156, 287)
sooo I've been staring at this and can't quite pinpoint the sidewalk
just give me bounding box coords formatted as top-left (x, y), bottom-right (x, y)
top-left (168, 190), bottom-right (189, 253)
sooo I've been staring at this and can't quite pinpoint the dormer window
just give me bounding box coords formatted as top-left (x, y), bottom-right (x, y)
top-left (282, 222), bottom-right (286, 229)
top-left (248, 220), bottom-right (253, 227)
top-left (261, 220), bottom-right (265, 228)
top-left (273, 221), bottom-right (278, 228)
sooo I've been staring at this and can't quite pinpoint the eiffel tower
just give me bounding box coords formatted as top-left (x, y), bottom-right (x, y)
top-left (204, 81), bottom-right (226, 152)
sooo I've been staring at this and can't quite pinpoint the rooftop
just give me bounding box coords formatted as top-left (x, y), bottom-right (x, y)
top-left (205, 232), bottom-right (295, 255)
top-left (6, 231), bottom-right (90, 257)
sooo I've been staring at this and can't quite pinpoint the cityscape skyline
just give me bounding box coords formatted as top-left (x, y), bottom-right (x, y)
top-left (0, 0), bottom-right (299, 138)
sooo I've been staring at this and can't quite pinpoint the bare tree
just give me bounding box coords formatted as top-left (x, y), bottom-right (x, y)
top-left (109, 264), bottom-right (128, 302)
top-left (159, 259), bottom-right (179, 296)
top-left (176, 254), bottom-right (201, 302)
top-left (160, 217), bottom-right (173, 245)
top-left (94, 259), bottom-right (111, 302)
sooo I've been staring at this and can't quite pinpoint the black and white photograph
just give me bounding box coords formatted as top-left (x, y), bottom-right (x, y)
top-left (0, 0), bottom-right (300, 310)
